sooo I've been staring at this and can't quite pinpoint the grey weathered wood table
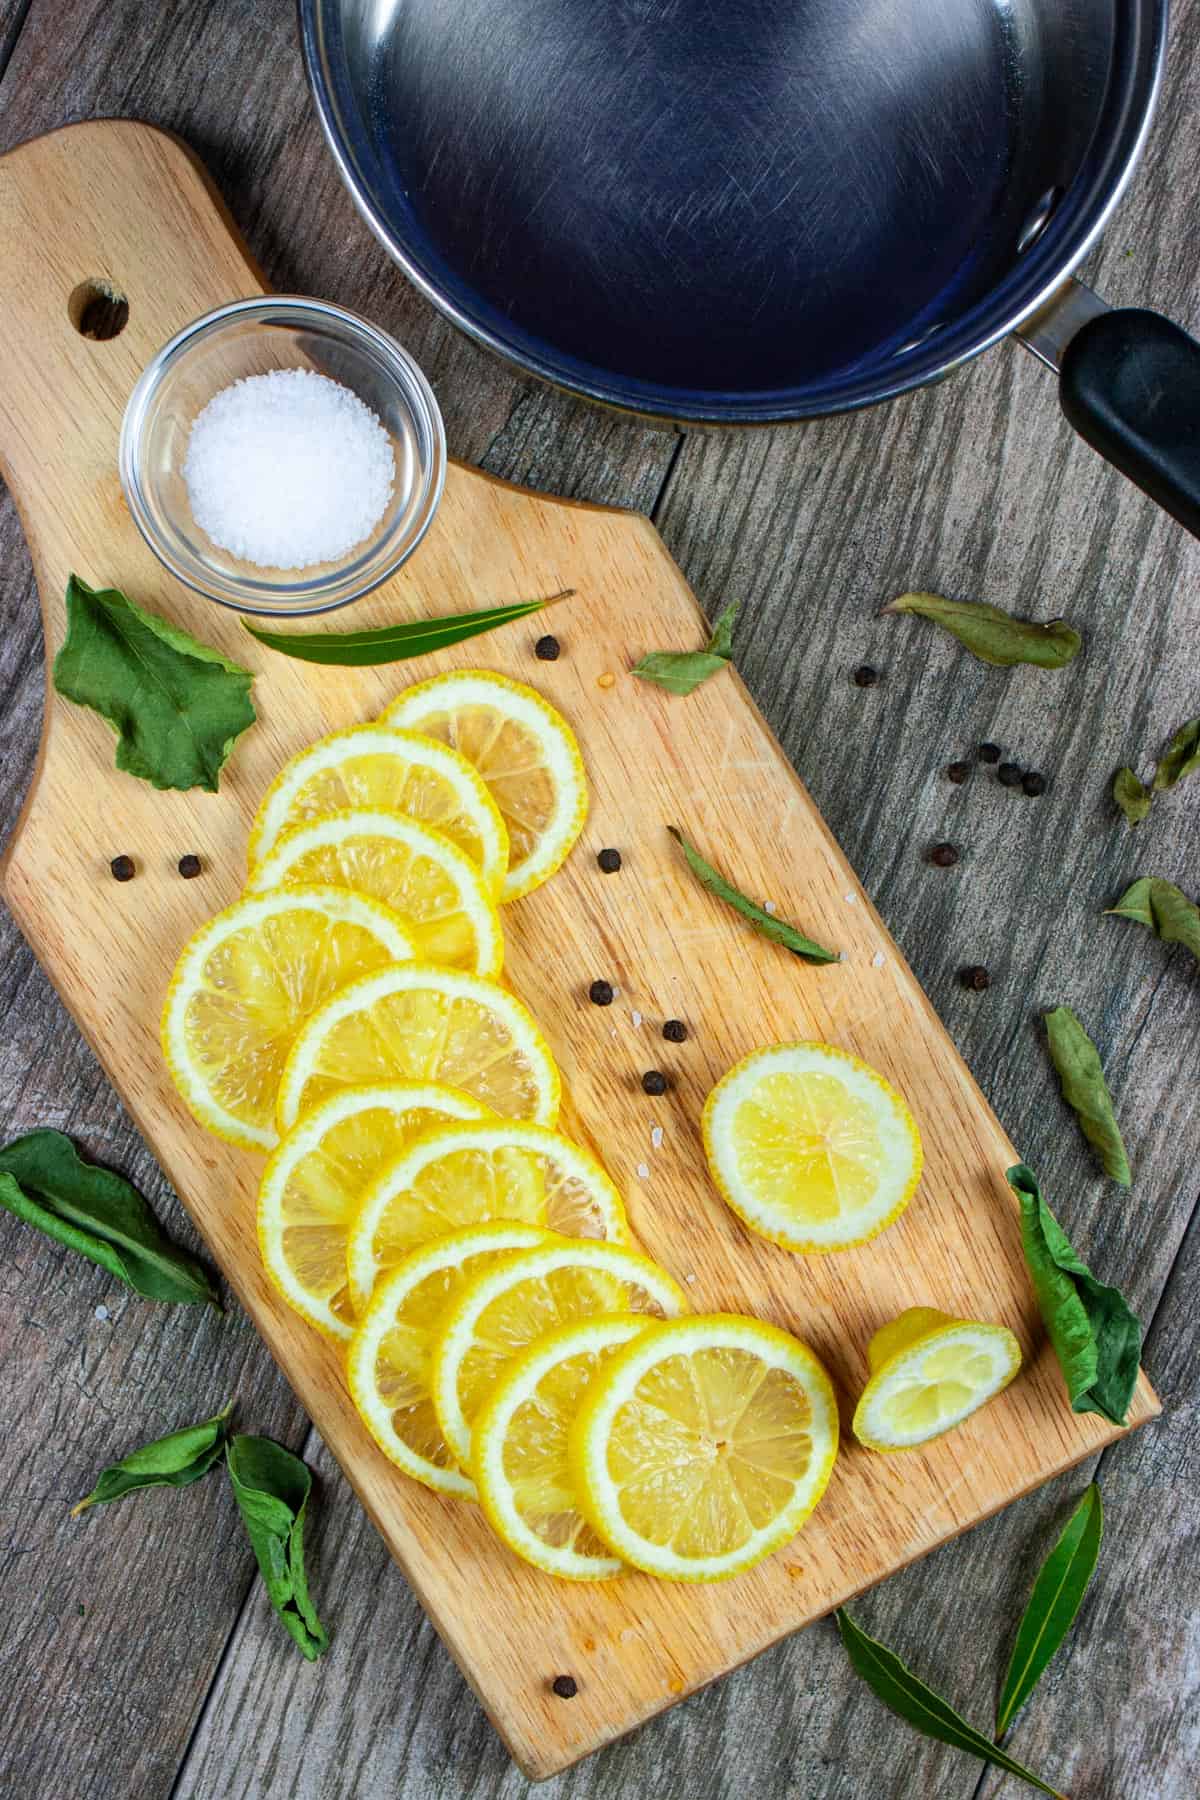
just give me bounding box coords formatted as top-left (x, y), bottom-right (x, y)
top-left (1, 3), bottom-right (1198, 1795)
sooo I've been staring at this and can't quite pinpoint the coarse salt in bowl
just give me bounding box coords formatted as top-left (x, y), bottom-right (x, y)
top-left (119, 297), bottom-right (446, 617)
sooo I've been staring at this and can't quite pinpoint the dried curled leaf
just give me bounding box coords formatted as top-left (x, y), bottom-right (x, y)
top-left (1043, 1007), bottom-right (1131, 1186)
top-left (668, 826), bottom-right (838, 963)
top-left (996, 1484), bottom-right (1103, 1740)
top-left (883, 592), bottom-right (1081, 669)
top-left (1152, 716), bottom-right (1200, 792)
top-left (1112, 767), bottom-right (1152, 826)
top-left (226, 1435), bottom-right (329, 1659)
top-left (72, 1403), bottom-right (232, 1516)
top-left (632, 600), bottom-right (740, 695)
top-left (1107, 877), bottom-right (1200, 965)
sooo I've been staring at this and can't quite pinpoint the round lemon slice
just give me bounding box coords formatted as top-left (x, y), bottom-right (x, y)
top-left (473, 1315), bottom-right (651, 1579)
top-left (346, 1120), bottom-right (631, 1315)
top-left (246, 807), bottom-right (503, 977)
top-left (257, 1082), bottom-right (494, 1340)
top-left (852, 1307), bottom-right (1022, 1451)
top-left (247, 725), bottom-right (509, 898)
top-left (347, 1222), bottom-right (552, 1498)
top-left (161, 886), bottom-right (415, 1151)
top-left (429, 1238), bottom-right (687, 1469)
top-left (381, 669), bottom-right (588, 900)
top-left (569, 1314), bottom-right (839, 1582)
top-left (703, 1041), bottom-right (923, 1253)
top-left (276, 962), bottom-right (560, 1135)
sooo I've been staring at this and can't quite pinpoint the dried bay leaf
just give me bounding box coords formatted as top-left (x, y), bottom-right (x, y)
top-left (72, 1403), bottom-right (232, 1515)
top-left (1107, 877), bottom-right (1200, 964)
top-left (633, 600), bottom-right (740, 695)
top-left (883, 592), bottom-right (1081, 669)
top-left (1112, 767), bottom-right (1152, 826)
top-left (1043, 1007), bottom-right (1131, 1186)
top-left (668, 826), bottom-right (838, 963)
top-left (226, 1435), bottom-right (329, 1659)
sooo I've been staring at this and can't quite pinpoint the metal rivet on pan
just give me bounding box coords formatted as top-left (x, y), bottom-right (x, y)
top-left (1018, 187), bottom-right (1064, 255)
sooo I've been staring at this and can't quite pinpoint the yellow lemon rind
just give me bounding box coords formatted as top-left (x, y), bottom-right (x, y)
top-left (852, 1320), bottom-right (1022, 1453)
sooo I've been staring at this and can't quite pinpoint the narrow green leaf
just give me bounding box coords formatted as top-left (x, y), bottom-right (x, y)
top-left (883, 592), bottom-right (1081, 669)
top-left (1043, 1008), bottom-right (1131, 1187)
top-left (1151, 716), bottom-right (1200, 792)
top-left (835, 1610), bottom-right (1067, 1798)
top-left (243, 590), bottom-right (573, 667)
top-left (1106, 877), bottom-right (1200, 965)
top-left (1008, 1164), bottom-right (1141, 1427)
top-left (668, 826), bottom-right (838, 963)
top-left (226, 1435), bottom-right (328, 1659)
top-left (632, 599), bottom-right (740, 695)
top-left (53, 575), bottom-right (255, 792)
top-left (1112, 767), bottom-right (1152, 826)
top-left (72, 1403), bottom-right (233, 1516)
top-left (0, 1129), bottom-right (219, 1307)
top-left (996, 1485), bottom-right (1103, 1738)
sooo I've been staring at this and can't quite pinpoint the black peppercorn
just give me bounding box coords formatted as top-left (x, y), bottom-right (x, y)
top-left (946, 761), bottom-right (971, 785)
top-left (641, 1069), bottom-right (668, 1095)
top-left (977, 742), bottom-right (1001, 764)
top-left (597, 848), bottom-right (622, 873)
top-left (929, 842), bottom-right (959, 868)
top-left (852, 664), bottom-right (879, 688)
top-left (997, 762), bottom-right (1023, 788)
top-left (110, 855), bottom-right (135, 882)
top-left (535, 635), bottom-right (560, 661)
top-left (178, 854), bottom-right (202, 879)
top-left (959, 965), bottom-right (991, 991)
top-left (662, 1019), bottom-right (687, 1043)
top-left (588, 980), bottom-right (614, 1006)
top-left (551, 1675), bottom-right (578, 1699)
top-left (1021, 771), bottom-right (1047, 797)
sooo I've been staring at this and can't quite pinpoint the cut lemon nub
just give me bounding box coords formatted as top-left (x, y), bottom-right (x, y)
top-left (345, 1120), bottom-right (631, 1315)
top-left (347, 1222), bottom-right (552, 1497)
top-left (428, 1239), bottom-right (687, 1469)
top-left (852, 1308), bottom-right (1022, 1451)
top-left (473, 1315), bottom-right (650, 1579)
top-left (569, 1314), bottom-right (839, 1582)
top-left (703, 1041), bottom-right (923, 1252)
top-left (247, 725), bottom-right (509, 897)
top-left (276, 963), bottom-right (560, 1134)
top-left (161, 886), bottom-right (415, 1151)
top-left (381, 669), bottom-right (588, 900)
top-left (257, 1082), bottom-right (494, 1340)
top-left (246, 808), bottom-right (503, 977)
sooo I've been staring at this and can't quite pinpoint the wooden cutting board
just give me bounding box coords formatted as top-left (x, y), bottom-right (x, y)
top-left (0, 121), bottom-right (1157, 1779)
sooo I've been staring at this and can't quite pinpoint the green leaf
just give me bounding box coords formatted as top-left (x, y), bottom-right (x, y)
top-left (668, 826), bottom-right (838, 963)
top-left (1043, 1008), bottom-right (1131, 1187)
top-left (53, 575), bottom-right (255, 792)
top-left (243, 589), bottom-right (573, 667)
top-left (632, 600), bottom-right (740, 695)
top-left (0, 1129), bottom-right (219, 1306)
top-left (1106, 877), bottom-right (1200, 964)
top-left (1112, 767), bottom-right (1152, 826)
top-left (996, 1484), bottom-right (1103, 1739)
top-left (835, 1610), bottom-right (1067, 1798)
top-left (1151, 716), bottom-right (1200, 792)
top-left (1008, 1164), bottom-right (1141, 1427)
top-left (226, 1435), bottom-right (328, 1659)
top-left (883, 592), bottom-right (1081, 669)
top-left (72, 1402), bottom-right (232, 1516)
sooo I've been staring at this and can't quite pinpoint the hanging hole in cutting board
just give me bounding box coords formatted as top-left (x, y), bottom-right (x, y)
top-left (68, 279), bottom-right (129, 341)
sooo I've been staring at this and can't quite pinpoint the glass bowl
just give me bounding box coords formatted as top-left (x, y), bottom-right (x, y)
top-left (119, 296), bottom-right (446, 617)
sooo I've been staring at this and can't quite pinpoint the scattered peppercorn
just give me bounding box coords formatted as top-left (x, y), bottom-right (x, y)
top-left (588, 979), bottom-right (614, 1006)
top-left (959, 965), bottom-right (991, 991)
top-left (109, 855), bottom-right (135, 882)
top-left (929, 843), bottom-right (959, 868)
top-left (946, 761), bottom-right (971, 785)
top-left (551, 1675), bottom-right (578, 1699)
top-left (997, 762), bottom-right (1023, 788)
top-left (662, 1019), bottom-right (687, 1043)
top-left (977, 742), bottom-right (1001, 764)
top-left (641, 1069), bottom-right (668, 1095)
top-left (852, 664), bottom-right (879, 688)
top-left (1021, 771), bottom-right (1047, 796)
top-left (535, 634), bottom-right (560, 661)
top-left (597, 847), bottom-right (622, 873)
top-left (177, 854), bottom-right (202, 879)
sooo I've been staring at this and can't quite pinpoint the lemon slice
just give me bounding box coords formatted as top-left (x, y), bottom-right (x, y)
top-left (247, 725), bottom-right (509, 898)
top-left (852, 1307), bottom-right (1022, 1451)
top-left (346, 1120), bottom-right (631, 1314)
top-left (381, 669), bottom-right (588, 900)
top-left (569, 1314), bottom-right (839, 1582)
top-left (246, 808), bottom-right (503, 977)
top-left (347, 1222), bottom-right (552, 1498)
top-left (257, 1082), bottom-right (494, 1339)
top-left (473, 1315), bottom-right (650, 1579)
top-left (162, 886), bottom-right (415, 1151)
top-left (703, 1041), bottom-right (923, 1252)
top-left (429, 1237), bottom-right (686, 1469)
top-left (276, 962), bottom-right (560, 1135)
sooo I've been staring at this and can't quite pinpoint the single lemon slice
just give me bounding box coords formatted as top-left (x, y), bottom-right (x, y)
top-left (258, 1082), bottom-right (494, 1340)
top-left (474, 1314), bottom-right (650, 1579)
top-left (161, 886), bottom-right (415, 1151)
top-left (247, 725), bottom-right (509, 898)
top-left (429, 1238), bottom-right (687, 1468)
top-left (276, 962), bottom-right (560, 1135)
top-left (852, 1307), bottom-right (1022, 1451)
top-left (246, 807), bottom-right (503, 977)
top-left (347, 1222), bottom-right (552, 1497)
top-left (381, 669), bottom-right (588, 900)
top-left (569, 1313), bottom-right (839, 1582)
top-left (346, 1120), bottom-right (631, 1314)
top-left (702, 1041), bottom-right (923, 1252)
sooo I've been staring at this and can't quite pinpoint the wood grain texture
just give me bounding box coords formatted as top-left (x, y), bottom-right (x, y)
top-left (0, 119), bottom-right (1160, 1781)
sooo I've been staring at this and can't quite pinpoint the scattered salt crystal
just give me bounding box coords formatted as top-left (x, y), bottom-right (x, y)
top-left (650, 1126), bottom-right (664, 1150)
top-left (763, 900), bottom-right (777, 915)
top-left (184, 369), bottom-right (394, 569)
top-left (94, 1305), bottom-right (109, 1322)
top-left (685, 1273), bottom-right (697, 1286)
top-left (843, 892), bottom-right (857, 904)
top-left (872, 951), bottom-right (886, 967)
top-left (619, 1627), bottom-right (638, 1642)
top-left (636, 1162), bottom-right (651, 1180)
top-left (630, 1009), bottom-right (642, 1028)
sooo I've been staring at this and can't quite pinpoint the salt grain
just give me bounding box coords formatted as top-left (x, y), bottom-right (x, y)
top-left (685, 1273), bottom-right (697, 1286)
top-left (94, 1305), bottom-right (109, 1322)
top-left (636, 1162), bottom-right (651, 1180)
top-left (843, 892), bottom-right (857, 904)
top-left (630, 1009), bottom-right (642, 1028)
top-left (184, 369), bottom-right (394, 569)
top-left (763, 900), bottom-right (777, 914)
top-left (650, 1126), bottom-right (664, 1150)
top-left (872, 951), bottom-right (886, 967)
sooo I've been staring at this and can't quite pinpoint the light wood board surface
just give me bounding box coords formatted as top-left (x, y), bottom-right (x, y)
top-left (0, 120), bottom-right (1159, 1779)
